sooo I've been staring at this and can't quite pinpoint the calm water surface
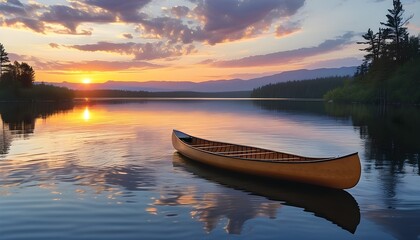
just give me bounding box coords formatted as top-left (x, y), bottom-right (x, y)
top-left (0, 100), bottom-right (419, 240)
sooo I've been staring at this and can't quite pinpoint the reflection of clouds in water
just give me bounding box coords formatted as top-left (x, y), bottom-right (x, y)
top-left (105, 166), bottom-right (155, 191)
top-left (0, 157), bottom-right (156, 200)
top-left (152, 188), bottom-right (280, 234)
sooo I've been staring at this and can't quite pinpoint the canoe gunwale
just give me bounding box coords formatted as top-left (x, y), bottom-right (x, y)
top-left (173, 129), bottom-right (358, 164)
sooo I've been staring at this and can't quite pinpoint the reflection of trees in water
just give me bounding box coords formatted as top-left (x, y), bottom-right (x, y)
top-left (0, 102), bottom-right (74, 124)
top-left (0, 122), bottom-right (12, 155)
top-left (253, 100), bottom-right (327, 116)
top-left (325, 104), bottom-right (420, 207)
top-left (325, 104), bottom-right (420, 172)
top-left (0, 102), bottom-right (74, 155)
top-left (81, 98), bottom-right (149, 106)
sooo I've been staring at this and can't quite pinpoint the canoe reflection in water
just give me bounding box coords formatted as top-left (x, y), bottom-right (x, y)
top-left (172, 153), bottom-right (360, 234)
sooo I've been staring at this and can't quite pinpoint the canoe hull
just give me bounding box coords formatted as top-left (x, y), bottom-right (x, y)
top-left (172, 131), bottom-right (361, 189)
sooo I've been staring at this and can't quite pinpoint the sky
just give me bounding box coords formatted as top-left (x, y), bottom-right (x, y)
top-left (0, 0), bottom-right (419, 84)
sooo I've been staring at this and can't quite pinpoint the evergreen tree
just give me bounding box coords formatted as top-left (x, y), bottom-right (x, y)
top-left (380, 0), bottom-right (412, 62)
top-left (0, 43), bottom-right (10, 78)
top-left (358, 29), bottom-right (376, 65)
top-left (18, 62), bottom-right (35, 88)
top-left (1, 61), bottom-right (35, 88)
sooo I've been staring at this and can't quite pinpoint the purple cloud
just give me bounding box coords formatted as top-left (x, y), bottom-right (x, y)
top-left (211, 32), bottom-right (356, 67)
top-left (0, 0), bottom-right (114, 34)
top-left (67, 41), bottom-right (196, 60)
top-left (0, 0), bottom-right (47, 32)
top-left (137, 17), bottom-right (197, 44)
top-left (49, 43), bottom-right (60, 48)
top-left (0, 0), bottom-right (26, 15)
top-left (170, 6), bottom-right (190, 18)
top-left (4, 17), bottom-right (45, 33)
top-left (123, 33), bottom-right (134, 39)
top-left (1, 0), bottom-right (305, 46)
top-left (276, 21), bottom-right (301, 37)
top-left (137, 0), bottom-right (305, 45)
top-left (40, 5), bottom-right (114, 34)
top-left (83, 0), bottom-right (151, 22)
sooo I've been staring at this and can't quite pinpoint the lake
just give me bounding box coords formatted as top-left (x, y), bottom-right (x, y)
top-left (0, 99), bottom-right (419, 240)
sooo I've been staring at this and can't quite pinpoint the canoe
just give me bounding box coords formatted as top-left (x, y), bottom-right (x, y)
top-left (172, 130), bottom-right (361, 189)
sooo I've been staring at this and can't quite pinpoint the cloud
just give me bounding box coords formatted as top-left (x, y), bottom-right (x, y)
top-left (198, 0), bottom-right (304, 44)
top-left (39, 5), bottom-right (114, 34)
top-left (212, 32), bottom-right (356, 67)
top-left (276, 21), bottom-right (301, 37)
top-left (170, 6), bottom-right (190, 18)
top-left (137, 17), bottom-right (197, 43)
top-left (67, 41), bottom-right (196, 60)
top-left (8, 53), bottom-right (162, 72)
top-left (123, 33), bottom-right (134, 39)
top-left (138, 0), bottom-right (306, 45)
top-left (0, 0), bottom-right (114, 34)
top-left (0, 0), bottom-right (47, 32)
top-left (49, 43), bottom-right (60, 48)
top-left (0, 0), bottom-right (26, 15)
top-left (83, 0), bottom-right (151, 22)
top-left (4, 17), bottom-right (46, 33)
top-left (7, 52), bottom-right (38, 63)
top-left (1, 0), bottom-right (305, 46)
top-left (0, 0), bottom-right (150, 35)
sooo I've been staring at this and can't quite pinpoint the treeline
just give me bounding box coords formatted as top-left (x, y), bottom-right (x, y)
top-left (76, 90), bottom-right (252, 98)
top-left (0, 43), bottom-right (74, 101)
top-left (251, 76), bottom-right (349, 99)
top-left (325, 0), bottom-right (420, 104)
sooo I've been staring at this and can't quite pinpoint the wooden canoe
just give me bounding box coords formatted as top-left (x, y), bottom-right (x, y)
top-left (172, 130), bottom-right (361, 189)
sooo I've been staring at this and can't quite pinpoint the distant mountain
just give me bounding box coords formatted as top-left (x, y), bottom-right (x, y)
top-left (47, 67), bottom-right (357, 92)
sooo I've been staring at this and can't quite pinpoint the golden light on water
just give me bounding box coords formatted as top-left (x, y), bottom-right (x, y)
top-left (83, 107), bottom-right (90, 121)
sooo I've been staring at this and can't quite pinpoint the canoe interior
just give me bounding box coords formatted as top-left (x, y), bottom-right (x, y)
top-left (176, 131), bottom-right (328, 162)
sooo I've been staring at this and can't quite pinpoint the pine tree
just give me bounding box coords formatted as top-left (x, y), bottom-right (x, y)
top-left (358, 29), bottom-right (376, 65)
top-left (380, 0), bottom-right (412, 62)
top-left (0, 43), bottom-right (10, 78)
top-left (1, 61), bottom-right (35, 88)
top-left (19, 62), bottom-right (35, 88)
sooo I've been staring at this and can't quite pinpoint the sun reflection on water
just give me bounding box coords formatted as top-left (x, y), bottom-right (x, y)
top-left (83, 106), bottom-right (90, 122)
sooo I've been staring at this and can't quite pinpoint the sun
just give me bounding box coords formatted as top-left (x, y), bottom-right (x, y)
top-left (82, 78), bottom-right (91, 84)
